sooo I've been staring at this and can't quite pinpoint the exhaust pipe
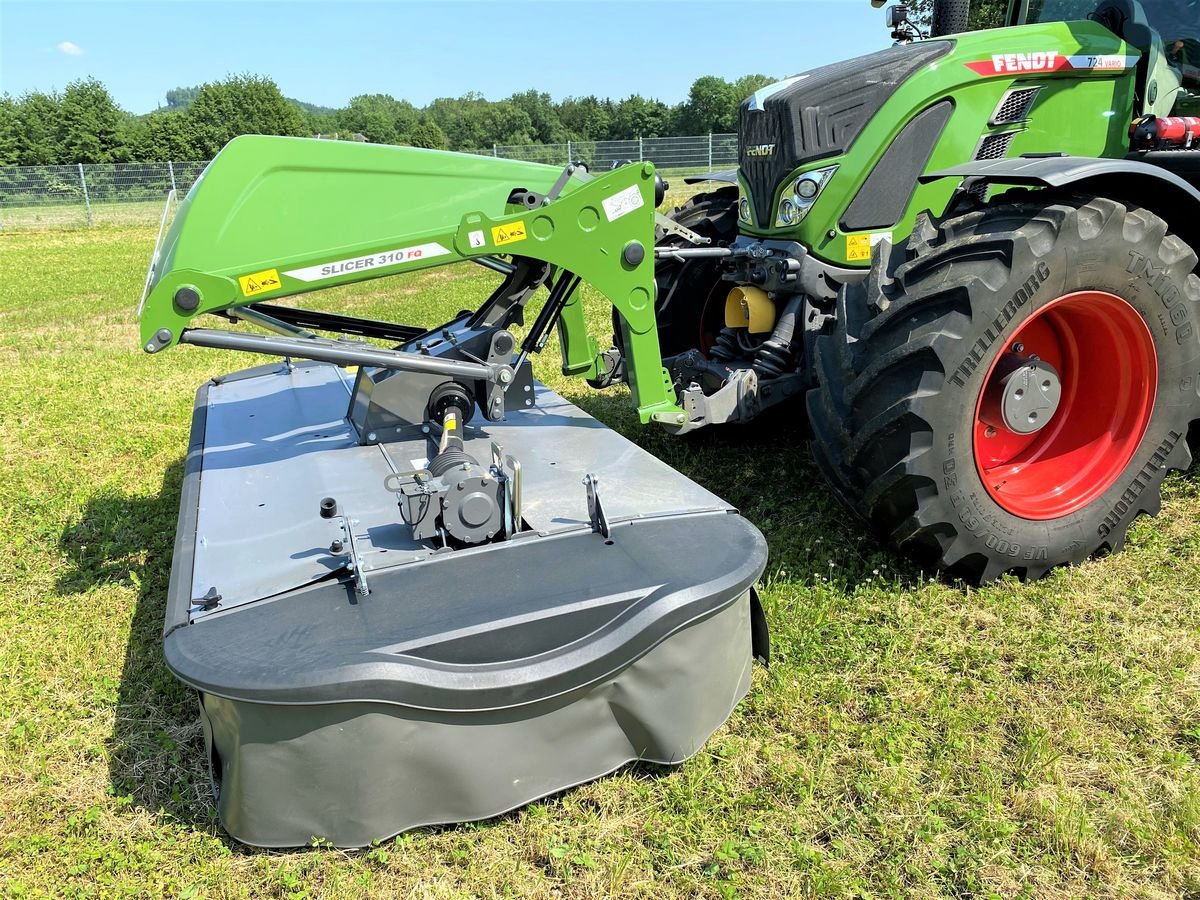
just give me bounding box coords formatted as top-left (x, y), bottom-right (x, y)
top-left (931, 0), bottom-right (970, 36)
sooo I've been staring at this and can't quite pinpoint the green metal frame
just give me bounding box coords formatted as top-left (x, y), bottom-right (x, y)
top-left (140, 135), bottom-right (682, 424)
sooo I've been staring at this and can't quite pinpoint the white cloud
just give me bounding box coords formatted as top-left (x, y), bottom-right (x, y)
top-left (57, 41), bottom-right (84, 57)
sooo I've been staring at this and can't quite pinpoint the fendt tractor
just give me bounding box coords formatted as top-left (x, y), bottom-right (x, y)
top-left (657, 0), bottom-right (1200, 584)
top-left (137, 0), bottom-right (1200, 846)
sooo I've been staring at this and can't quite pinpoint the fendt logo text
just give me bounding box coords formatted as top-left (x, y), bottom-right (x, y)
top-left (965, 51), bottom-right (1133, 77)
top-left (745, 143), bottom-right (776, 157)
top-left (967, 51), bottom-right (1062, 75)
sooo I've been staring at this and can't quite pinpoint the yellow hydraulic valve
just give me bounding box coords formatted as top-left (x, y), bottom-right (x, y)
top-left (724, 286), bottom-right (776, 334)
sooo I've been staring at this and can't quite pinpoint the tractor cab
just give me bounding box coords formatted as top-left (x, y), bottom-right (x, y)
top-left (1014, 0), bottom-right (1200, 118)
top-left (999, 0), bottom-right (1200, 184)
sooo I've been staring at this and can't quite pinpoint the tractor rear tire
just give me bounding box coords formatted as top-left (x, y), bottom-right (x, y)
top-left (637, 187), bottom-right (739, 358)
top-left (807, 194), bottom-right (1200, 583)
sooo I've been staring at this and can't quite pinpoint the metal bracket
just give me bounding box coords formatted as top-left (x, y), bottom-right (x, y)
top-left (657, 213), bottom-right (710, 248)
top-left (488, 441), bottom-right (524, 540)
top-left (545, 161), bottom-right (590, 203)
top-left (337, 514), bottom-right (370, 596)
top-left (504, 452), bottom-right (522, 538)
top-left (655, 211), bottom-right (712, 246)
top-left (583, 473), bottom-right (610, 539)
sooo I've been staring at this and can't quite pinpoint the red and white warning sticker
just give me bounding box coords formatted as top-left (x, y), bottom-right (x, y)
top-left (964, 52), bottom-right (1136, 76)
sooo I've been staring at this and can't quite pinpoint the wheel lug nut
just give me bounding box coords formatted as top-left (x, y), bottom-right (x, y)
top-left (985, 426), bottom-right (997, 438)
top-left (1011, 342), bottom-right (1024, 353)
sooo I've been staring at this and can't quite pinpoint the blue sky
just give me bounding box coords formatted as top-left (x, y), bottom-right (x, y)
top-left (0, 1), bottom-right (887, 114)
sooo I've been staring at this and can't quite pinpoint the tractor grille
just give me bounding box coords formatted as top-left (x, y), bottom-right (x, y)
top-left (736, 41), bottom-right (952, 229)
top-left (974, 131), bottom-right (1018, 161)
top-left (990, 87), bottom-right (1041, 125)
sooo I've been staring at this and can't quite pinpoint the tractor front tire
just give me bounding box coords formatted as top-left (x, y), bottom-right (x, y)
top-left (643, 187), bottom-right (739, 358)
top-left (808, 195), bottom-right (1200, 582)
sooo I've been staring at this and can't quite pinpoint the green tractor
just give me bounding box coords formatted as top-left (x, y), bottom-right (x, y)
top-left (641, 0), bottom-right (1200, 582)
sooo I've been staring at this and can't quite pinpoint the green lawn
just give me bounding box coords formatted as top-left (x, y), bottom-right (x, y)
top-left (1, 223), bottom-right (1199, 898)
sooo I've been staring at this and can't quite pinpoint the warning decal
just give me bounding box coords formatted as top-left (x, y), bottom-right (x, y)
top-left (601, 184), bottom-right (644, 222)
top-left (238, 268), bottom-right (282, 297)
top-left (846, 234), bottom-right (871, 262)
top-left (283, 243), bottom-right (451, 283)
top-left (846, 231), bottom-right (891, 263)
top-left (491, 221), bottom-right (527, 246)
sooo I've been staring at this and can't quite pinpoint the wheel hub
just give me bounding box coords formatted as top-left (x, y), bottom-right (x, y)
top-left (979, 354), bottom-right (1062, 435)
top-left (972, 290), bottom-right (1157, 521)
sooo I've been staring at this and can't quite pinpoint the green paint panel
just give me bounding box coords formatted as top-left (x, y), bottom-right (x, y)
top-left (139, 135), bottom-right (681, 423)
top-left (740, 20), bottom-right (1137, 266)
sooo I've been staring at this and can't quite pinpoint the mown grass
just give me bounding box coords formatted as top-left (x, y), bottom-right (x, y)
top-left (1, 223), bottom-right (1199, 898)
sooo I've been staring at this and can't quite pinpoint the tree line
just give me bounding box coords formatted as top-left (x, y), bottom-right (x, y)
top-left (0, 0), bottom-right (1023, 168)
top-left (0, 72), bottom-right (775, 167)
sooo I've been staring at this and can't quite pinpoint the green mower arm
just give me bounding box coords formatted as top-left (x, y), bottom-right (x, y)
top-left (139, 135), bottom-right (682, 424)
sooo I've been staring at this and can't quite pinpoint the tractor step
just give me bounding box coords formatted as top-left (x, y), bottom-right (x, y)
top-left (164, 361), bottom-right (767, 847)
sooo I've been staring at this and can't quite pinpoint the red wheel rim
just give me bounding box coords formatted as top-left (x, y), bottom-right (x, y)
top-left (972, 290), bottom-right (1157, 520)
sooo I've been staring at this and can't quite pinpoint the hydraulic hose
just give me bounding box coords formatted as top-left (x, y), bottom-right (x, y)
top-left (752, 295), bottom-right (804, 379)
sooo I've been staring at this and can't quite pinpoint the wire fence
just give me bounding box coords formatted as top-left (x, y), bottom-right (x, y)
top-left (0, 161), bottom-right (209, 230)
top-left (485, 133), bottom-right (738, 171)
top-left (0, 134), bottom-right (737, 231)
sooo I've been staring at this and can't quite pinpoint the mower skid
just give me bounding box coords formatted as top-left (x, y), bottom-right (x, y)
top-left (165, 361), bottom-right (767, 847)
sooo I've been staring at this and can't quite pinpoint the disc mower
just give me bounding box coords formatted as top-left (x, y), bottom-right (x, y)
top-left (140, 0), bottom-right (1200, 846)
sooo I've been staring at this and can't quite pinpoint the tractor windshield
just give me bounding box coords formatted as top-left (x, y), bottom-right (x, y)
top-left (1025, 0), bottom-right (1200, 50)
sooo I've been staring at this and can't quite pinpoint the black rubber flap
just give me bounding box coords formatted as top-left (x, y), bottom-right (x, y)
top-left (165, 511), bottom-right (766, 711)
top-left (840, 100), bottom-right (954, 233)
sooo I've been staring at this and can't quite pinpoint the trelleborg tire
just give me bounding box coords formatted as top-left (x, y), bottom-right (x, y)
top-left (807, 194), bottom-right (1200, 582)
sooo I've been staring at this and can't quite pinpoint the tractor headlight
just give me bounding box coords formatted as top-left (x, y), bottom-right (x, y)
top-left (775, 165), bottom-right (838, 228)
top-left (739, 196), bottom-right (751, 224)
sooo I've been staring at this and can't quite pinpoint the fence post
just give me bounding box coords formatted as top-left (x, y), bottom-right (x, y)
top-left (168, 160), bottom-right (177, 194)
top-left (566, 140), bottom-right (572, 165)
top-left (493, 144), bottom-right (498, 158)
top-left (638, 136), bottom-right (643, 162)
top-left (708, 133), bottom-right (713, 169)
top-left (78, 163), bottom-right (93, 227)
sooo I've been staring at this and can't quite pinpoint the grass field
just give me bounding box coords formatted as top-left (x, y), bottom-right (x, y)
top-left (1, 221), bottom-right (1199, 899)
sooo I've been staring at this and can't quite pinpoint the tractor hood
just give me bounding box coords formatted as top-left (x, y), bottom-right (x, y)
top-left (738, 40), bottom-right (953, 228)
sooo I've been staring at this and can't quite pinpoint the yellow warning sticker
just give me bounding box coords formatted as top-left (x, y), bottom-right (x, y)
top-left (238, 268), bottom-right (282, 297)
top-left (491, 221), bottom-right (527, 246)
top-left (846, 234), bottom-right (872, 263)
